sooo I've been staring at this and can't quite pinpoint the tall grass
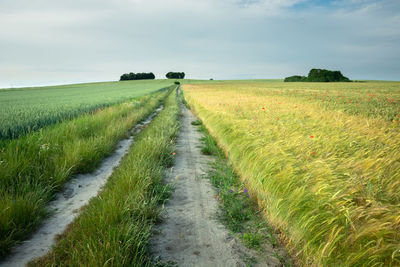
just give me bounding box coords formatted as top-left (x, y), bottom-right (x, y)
top-left (196, 121), bottom-right (292, 266)
top-left (0, 87), bottom-right (173, 258)
top-left (0, 80), bottom-right (173, 140)
top-left (29, 88), bottom-right (180, 266)
top-left (184, 82), bottom-right (400, 266)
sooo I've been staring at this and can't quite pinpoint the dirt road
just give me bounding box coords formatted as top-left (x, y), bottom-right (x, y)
top-left (151, 100), bottom-right (283, 267)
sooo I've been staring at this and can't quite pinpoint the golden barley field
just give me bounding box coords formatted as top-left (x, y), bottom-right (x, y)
top-left (183, 81), bottom-right (400, 266)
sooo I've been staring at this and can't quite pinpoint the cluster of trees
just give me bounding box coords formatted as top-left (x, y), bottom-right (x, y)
top-left (120, 72), bottom-right (155, 81)
top-left (119, 71), bottom-right (187, 81)
top-left (284, 75), bottom-right (307, 82)
top-left (284, 69), bottom-right (351, 82)
top-left (166, 72), bottom-right (185, 79)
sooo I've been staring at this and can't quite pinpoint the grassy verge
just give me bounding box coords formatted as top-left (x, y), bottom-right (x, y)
top-left (0, 86), bottom-right (174, 258)
top-left (29, 88), bottom-right (179, 266)
top-left (192, 119), bottom-right (293, 266)
top-left (179, 87), bottom-right (189, 109)
top-left (184, 83), bottom-right (400, 266)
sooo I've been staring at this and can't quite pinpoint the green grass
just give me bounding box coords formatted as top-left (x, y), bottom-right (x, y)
top-left (0, 79), bottom-right (174, 140)
top-left (0, 86), bottom-right (174, 258)
top-left (190, 119), bottom-right (202, 126)
top-left (29, 87), bottom-right (180, 267)
top-left (179, 88), bottom-right (190, 109)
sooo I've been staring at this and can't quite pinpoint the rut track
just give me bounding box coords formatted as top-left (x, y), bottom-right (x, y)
top-left (151, 100), bottom-right (247, 266)
top-left (0, 105), bottom-right (164, 267)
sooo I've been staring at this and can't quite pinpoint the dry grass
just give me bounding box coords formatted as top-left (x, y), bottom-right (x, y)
top-left (184, 81), bottom-right (400, 266)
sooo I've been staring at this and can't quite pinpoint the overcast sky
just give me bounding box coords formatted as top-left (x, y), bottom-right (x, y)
top-left (0, 0), bottom-right (399, 87)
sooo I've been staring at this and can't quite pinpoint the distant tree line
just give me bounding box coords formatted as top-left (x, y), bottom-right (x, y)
top-left (284, 69), bottom-right (351, 82)
top-left (166, 72), bottom-right (185, 79)
top-left (120, 72), bottom-right (155, 81)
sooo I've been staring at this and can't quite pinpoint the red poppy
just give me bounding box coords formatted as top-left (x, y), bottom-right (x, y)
top-left (310, 135), bottom-right (314, 138)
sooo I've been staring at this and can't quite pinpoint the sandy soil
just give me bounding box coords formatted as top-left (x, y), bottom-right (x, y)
top-left (0, 106), bottom-right (163, 267)
top-left (151, 101), bottom-right (282, 267)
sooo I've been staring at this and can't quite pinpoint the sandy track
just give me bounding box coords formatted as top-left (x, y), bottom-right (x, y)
top-left (0, 106), bottom-right (163, 267)
top-left (151, 96), bottom-right (284, 267)
top-left (151, 101), bottom-right (259, 267)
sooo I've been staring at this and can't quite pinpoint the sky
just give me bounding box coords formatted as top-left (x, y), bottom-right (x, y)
top-left (0, 0), bottom-right (399, 87)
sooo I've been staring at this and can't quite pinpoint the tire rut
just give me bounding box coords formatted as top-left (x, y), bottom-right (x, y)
top-left (151, 101), bottom-right (247, 267)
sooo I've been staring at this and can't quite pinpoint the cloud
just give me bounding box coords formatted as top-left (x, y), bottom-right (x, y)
top-left (238, 0), bottom-right (306, 11)
top-left (0, 0), bottom-right (399, 87)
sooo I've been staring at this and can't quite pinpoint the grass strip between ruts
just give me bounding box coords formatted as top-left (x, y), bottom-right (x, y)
top-left (0, 86), bottom-right (173, 258)
top-left (29, 89), bottom-right (180, 266)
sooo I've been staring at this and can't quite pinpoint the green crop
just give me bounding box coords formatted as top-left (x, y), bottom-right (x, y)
top-left (0, 80), bottom-right (173, 140)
